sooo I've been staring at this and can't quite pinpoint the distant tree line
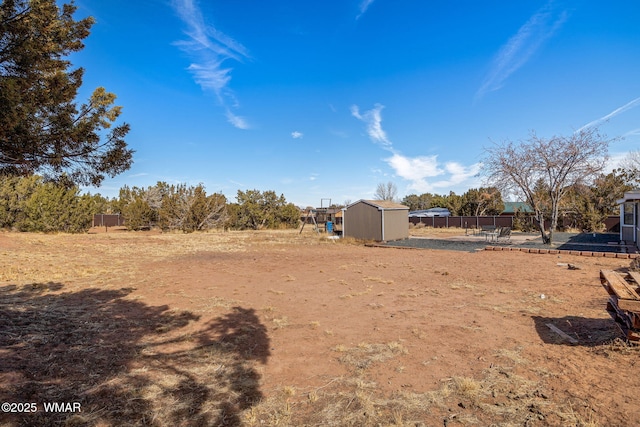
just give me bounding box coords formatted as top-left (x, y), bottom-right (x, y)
top-left (0, 177), bottom-right (300, 233)
top-left (0, 175), bottom-right (107, 232)
top-left (112, 184), bottom-right (300, 232)
top-left (0, 157), bottom-right (636, 234)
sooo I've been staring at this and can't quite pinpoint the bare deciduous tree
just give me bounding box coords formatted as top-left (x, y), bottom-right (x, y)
top-left (482, 128), bottom-right (613, 244)
top-left (160, 184), bottom-right (227, 232)
top-left (619, 150), bottom-right (640, 184)
top-left (374, 181), bottom-right (398, 202)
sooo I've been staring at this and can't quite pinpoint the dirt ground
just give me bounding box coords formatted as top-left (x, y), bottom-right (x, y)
top-left (1, 228), bottom-right (639, 426)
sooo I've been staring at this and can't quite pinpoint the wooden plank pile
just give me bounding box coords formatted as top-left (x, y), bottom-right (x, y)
top-left (600, 270), bottom-right (640, 342)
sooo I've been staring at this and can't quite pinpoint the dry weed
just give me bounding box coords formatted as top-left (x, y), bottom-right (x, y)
top-left (559, 402), bottom-right (600, 427)
top-left (308, 321), bottom-right (320, 329)
top-left (335, 341), bottom-right (408, 371)
top-left (272, 316), bottom-right (289, 329)
top-left (362, 276), bottom-right (395, 285)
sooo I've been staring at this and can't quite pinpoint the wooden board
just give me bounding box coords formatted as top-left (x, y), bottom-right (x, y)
top-left (602, 270), bottom-right (640, 344)
top-left (600, 270), bottom-right (640, 301)
top-left (546, 323), bottom-right (578, 344)
top-left (633, 313), bottom-right (640, 330)
top-left (606, 299), bottom-right (640, 342)
top-left (607, 298), bottom-right (633, 330)
top-left (626, 271), bottom-right (640, 289)
top-left (618, 298), bottom-right (640, 313)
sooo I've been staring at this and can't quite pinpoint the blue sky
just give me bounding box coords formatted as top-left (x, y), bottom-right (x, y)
top-left (74, 0), bottom-right (640, 207)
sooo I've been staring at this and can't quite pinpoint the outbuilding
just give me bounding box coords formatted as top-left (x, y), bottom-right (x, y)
top-left (342, 199), bottom-right (409, 242)
top-left (617, 190), bottom-right (640, 247)
top-left (408, 207), bottom-right (451, 218)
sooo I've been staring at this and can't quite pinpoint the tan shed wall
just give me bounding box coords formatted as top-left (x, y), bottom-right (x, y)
top-left (382, 209), bottom-right (409, 241)
top-left (344, 202), bottom-right (382, 241)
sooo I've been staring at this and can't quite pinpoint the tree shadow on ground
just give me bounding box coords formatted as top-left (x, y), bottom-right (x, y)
top-left (0, 283), bottom-right (269, 426)
top-left (554, 232), bottom-right (624, 253)
top-left (532, 315), bottom-right (622, 346)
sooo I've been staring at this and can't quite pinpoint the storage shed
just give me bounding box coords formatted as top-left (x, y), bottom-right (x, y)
top-left (343, 199), bottom-right (409, 242)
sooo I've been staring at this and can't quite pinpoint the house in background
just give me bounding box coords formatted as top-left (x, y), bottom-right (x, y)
top-left (408, 207), bottom-right (451, 218)
top-left (343, 200), bottom-right (409, 242)
top-left (617, 190), bottom-right (640, 246)
top-left (501, 202), bottom-right (533, 216)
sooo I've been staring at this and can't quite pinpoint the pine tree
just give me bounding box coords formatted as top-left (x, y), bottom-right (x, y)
top-left (0, 0), bottom-right (133, 186)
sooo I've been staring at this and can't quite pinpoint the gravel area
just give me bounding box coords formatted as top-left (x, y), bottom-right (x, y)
top-left (384, 237), bottom-right (488, 253)
top-left (383, 232), bottom-right (631, 253)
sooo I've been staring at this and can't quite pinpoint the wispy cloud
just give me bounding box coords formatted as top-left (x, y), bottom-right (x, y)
top-left (351, 104), bottom-right (392, 148)
top-left (172, 0), bottom-right (250, 129)
top-left (475, 1), bottom-right (568, 101)
top-left (352, 104), bottom-right (481, 193)
top-left (431, 162), bottom-right (483, 191)
top-left (624, 128), bottom-right (640, 138)
top-left (291, 131), bottom-right (304, 139)
top-left (225, 109), bottom-right (249, 130)
top-left (577, 96), bottom-right (640, 132)
top-left (356, 0), bottom-right (376, 20)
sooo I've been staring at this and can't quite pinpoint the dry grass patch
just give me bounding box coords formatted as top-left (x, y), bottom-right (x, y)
top-left (334, 341), bottom-right (408, 371)
top-left (559, 403), bottom-right (601, 427)
top-left (339, 286), bottom-right (372, 299)
top-left (191, 296), bottom-right (239, 313)
top-left (452, 376), bottom-right (481, 400)
top-left (0, 285), bottom-right (270, 426)
top-left (271, 316), bottom-right (289, 329)
top-left (448, 279), bottom-right (477, 290)
top-left (495, 347), bottom-right (529, 365)
top-left (243, 359), bottom-right (601, 426)
top-left (308, 321), bottom-right (320, 329)
top-left (362, 276), bottom-right (394, 285)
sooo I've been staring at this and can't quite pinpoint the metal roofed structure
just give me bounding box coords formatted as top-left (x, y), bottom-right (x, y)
top-left (343, 199), bottom-right (409, 242)
top-left (408, 207), bottom-right (451, 218)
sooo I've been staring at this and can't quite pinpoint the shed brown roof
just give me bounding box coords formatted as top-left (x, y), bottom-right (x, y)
top-left (361, 200), bottom-right (409, 210)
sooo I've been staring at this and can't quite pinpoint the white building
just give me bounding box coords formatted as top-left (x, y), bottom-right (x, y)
top-left (617, 190), bottom-right (640, 246)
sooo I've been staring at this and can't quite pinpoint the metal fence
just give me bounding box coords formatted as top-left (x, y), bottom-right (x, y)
top-left (93, 214), bottom-right (125, 227)
top-left (409, 215), bottom-right (620, 232)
